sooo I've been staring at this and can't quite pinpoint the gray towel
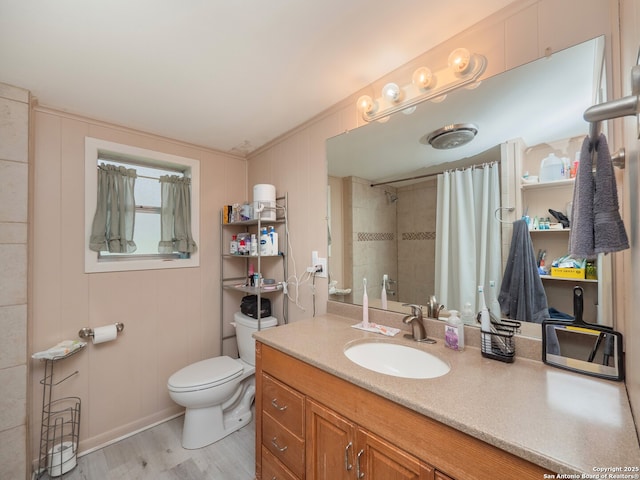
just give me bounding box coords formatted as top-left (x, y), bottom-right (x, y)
top-left (593, 134), bottom-right (629, 254)
top-left (498, 219), bottom-right (549, 323)
top-left (569, 136), bottom-right (595, 259)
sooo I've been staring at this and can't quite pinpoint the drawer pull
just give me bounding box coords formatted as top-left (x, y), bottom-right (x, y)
top-left (271, 436), bottom-right (288, 453)
top-left (356, 449), bottom-right (365, 478)
top-left (271, 398), bottom-right (288, 411)
top-left (344, 441), bottom-right (353, 471)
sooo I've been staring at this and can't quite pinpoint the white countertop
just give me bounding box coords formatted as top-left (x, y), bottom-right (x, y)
top-left (254, 313), bottom-right (640, 475)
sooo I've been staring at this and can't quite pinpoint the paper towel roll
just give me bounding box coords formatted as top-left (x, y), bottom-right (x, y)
top-left (92, 324), bottom-right (118, 344)
top-left (253, 184), bottom-right (276, 220)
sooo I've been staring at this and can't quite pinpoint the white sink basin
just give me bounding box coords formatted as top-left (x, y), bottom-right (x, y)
top-left (344, 341), bottom-right (450, 379)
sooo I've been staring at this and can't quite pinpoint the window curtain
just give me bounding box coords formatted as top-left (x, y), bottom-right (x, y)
top-left (158, 175), bottom-right (197, 254)
top-left (89, 163), bottom-right (137, 253)
top-left (434, 163), bottom-right (501, 313)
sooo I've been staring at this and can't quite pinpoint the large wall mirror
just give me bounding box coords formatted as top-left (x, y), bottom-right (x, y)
top-left (327, 36), bottom-right (611, 336)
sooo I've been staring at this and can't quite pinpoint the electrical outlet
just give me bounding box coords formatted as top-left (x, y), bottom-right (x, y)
top-left (315, 257), bottom-right (327, 278)
top-left (310, 251), bottom-right (327, 278)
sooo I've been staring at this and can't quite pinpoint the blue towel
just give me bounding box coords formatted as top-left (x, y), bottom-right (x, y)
top-left (498, 219), bottom-right (549, 323)
top-left (569, 136), bottom-right (595, 258)
top-left (593, 134), bottom-right (629, 254)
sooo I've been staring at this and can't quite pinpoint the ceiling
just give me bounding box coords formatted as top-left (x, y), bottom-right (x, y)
top-left (327, 36), bottom-right (603, 185)
top-left (0, 0), bottom-right (518, 156)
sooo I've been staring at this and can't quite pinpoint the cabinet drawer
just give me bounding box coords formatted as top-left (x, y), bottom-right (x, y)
top-left (262, 373), bottom-right (305, 437)
top-left (262, 446), bottom-right (299, 480)
top-left (263, 412), bottom-right (305, 479)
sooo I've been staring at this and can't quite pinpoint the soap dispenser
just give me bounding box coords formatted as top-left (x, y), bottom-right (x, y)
top-left (445, 310), bottom-right (464, 351)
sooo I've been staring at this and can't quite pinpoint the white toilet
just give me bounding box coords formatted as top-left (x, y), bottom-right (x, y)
top-left (167, 312), bottom-right (277, 449)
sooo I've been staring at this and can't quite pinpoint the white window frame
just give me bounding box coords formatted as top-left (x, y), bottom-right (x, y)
top-left (84, 137), bottom-right (200, 273)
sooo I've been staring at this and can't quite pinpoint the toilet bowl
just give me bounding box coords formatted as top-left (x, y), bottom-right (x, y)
top-left (167, 312), bottom-right (277, 449)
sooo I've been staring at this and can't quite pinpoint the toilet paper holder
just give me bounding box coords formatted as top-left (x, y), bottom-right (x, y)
top-left (78, 322), bottom-right (125, 339)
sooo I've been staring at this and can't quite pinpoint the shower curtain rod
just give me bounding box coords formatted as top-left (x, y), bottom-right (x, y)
top-left (370, 161), bottom-right (498, 187)
top-left (370, 171), bottom-right (439, 187)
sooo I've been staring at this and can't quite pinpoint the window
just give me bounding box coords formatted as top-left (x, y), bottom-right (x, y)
top-left (85, 137), bottom-right (200, 273)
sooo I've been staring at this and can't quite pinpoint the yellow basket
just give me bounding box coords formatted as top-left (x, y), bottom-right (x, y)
top-left (551, 267), bottom-right (585, 279)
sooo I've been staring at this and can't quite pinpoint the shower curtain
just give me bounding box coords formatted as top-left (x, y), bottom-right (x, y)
top-left (434, 163), bottom-right (502, 313)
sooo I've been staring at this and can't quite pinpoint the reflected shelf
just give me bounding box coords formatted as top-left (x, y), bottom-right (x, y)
top-left (540, 275), bottom-right (597, 283)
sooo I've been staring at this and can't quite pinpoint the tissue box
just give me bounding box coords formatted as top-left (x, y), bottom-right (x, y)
top-left (551, 267), bottom-right (585, 279)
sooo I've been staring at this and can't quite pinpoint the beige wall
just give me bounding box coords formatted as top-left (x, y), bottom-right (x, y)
top-left (0, 83), bottom-right (29, 480)
top-left (29, 107), bottom-right (248, 462)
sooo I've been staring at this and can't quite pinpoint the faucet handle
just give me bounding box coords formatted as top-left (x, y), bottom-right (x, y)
top-left (402, 303), bottom-right (423, 317)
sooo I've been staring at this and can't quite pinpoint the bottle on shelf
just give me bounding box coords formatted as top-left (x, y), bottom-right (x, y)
top-left (230, 235), bottom-right (238, 255)
top-left (268, 226), bottom-right (278, 255)
top-left (259, 227), bottom-right (269, 256)
top-left (250, 234), bottom-right (258, 256)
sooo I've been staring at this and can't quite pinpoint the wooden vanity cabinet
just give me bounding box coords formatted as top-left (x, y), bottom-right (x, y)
top-left (256, 342), bottom-right (552, 480)
top-left (306, 398), bottom-right (433, 479)
top-left (260, 373), bottom-right (305, 479)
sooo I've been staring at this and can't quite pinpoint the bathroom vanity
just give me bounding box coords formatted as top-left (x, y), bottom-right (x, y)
top-left (254, 314), bottom-right (640, 480)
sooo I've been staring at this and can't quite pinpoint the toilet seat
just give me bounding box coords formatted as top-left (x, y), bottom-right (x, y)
top-left (168, 356), bottom-right (243, 393)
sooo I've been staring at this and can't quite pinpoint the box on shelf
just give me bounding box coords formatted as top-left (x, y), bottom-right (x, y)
top-left (550, 267), bottom-right (585, 279)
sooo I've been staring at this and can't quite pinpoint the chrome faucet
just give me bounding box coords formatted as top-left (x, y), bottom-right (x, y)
top-left (402, 304), bottom-right (436, 344)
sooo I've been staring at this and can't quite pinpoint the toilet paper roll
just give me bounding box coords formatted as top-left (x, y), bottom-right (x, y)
top-left (92, 324), bottom-right (118, 344)
top-left (47, 441), bottom-right (77, 476)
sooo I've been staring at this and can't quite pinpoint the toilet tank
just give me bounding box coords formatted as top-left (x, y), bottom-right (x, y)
top-left (233, 312), bottom-right (277, 366)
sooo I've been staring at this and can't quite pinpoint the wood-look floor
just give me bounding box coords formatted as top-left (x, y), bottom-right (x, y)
top-left (39, 415), bottom-right (256, 480)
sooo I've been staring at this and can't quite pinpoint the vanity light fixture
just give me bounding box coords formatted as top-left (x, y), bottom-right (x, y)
top-left (357, 48), bottom-right (487, 122)
top-left (412, 67), bottom-right (433, 90)
top-left (357, 95), bottom-right (377, 115)
top-left (448, 48), bottom-right (472, 74)
top-left (382, 82), bottom-right (402, 103)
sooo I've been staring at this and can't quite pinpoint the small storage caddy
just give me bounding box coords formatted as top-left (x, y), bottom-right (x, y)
top-left (35, 346), bottom-right (84, 478)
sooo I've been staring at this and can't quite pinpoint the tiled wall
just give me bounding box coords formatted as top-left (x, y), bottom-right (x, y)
top-left (329, 176), bottom-right (437, 307)
top-left (346, 177), bottom-right (397, 303)
top-left (0, 83), bottom-right (29, 480)
top-left (396, 179), bottom-right (437, 305)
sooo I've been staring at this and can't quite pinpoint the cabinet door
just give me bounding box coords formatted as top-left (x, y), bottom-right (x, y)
top-left (434, 471), bottom-right (454, 480)
top-left (306, 399), bottom-right (356, 480)
top-left (357, 428), bottom-right (434, 480)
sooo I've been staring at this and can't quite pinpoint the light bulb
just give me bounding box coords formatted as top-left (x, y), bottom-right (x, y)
top-left (412, 67), bottom-right (433, 89)
top-left (356, 95), bottom-right (377, 115)
top-left (448, 48), bottom-right (472, 74)
top-left (382, 83), bottom-right (402, 103)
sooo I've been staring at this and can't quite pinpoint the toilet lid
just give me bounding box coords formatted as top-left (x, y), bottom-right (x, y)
top-left (167, 356), bottom-right (243, 392)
